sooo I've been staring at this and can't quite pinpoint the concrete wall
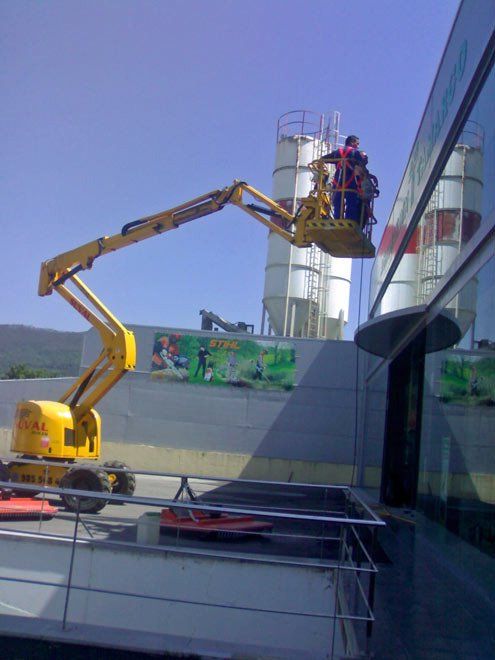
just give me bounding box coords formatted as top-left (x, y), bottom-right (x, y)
top-left (0, 325), bottom-right (379, 485)
top-left (0, 530), bottom-right (338, 659)
top-left (360, 355), bottom-right (389, 489)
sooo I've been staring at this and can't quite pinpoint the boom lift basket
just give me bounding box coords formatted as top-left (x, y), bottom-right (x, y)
top-left (305, 217), bottom-right (376, 258)
top-left (301, 158), bottom-right (377, 258)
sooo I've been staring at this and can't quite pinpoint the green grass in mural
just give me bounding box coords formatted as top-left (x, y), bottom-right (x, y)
top-left (151, 333), bottom-right (296, 391)
top-left (440, 355), bottom-right (495, 405)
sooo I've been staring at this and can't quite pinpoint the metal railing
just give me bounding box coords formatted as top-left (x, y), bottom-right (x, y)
top-left (0, 461), bottom-right (385, 658)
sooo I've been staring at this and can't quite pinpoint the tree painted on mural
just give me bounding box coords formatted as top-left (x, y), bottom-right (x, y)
top-left (440, 355), bottom-right (495, 405)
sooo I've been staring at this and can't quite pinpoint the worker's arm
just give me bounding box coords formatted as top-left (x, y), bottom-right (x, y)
top-left (321, 149), bottom-right (341, 162)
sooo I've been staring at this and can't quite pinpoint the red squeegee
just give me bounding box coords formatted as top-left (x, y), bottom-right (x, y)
top-left (160, 508), bottom-right (273, 538)
top-left (0, 497), bottom-right (58, 521)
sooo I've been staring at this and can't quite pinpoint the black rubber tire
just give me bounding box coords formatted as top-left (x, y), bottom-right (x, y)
top-left (103, 460), bottom-right (136, 496)
top-left (60, 465), bottom-right (111, 513)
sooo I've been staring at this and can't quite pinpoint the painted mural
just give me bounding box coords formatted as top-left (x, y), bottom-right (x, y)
top-left (151, 333), bottom-right (296, 391)
top-left (439, 354), bottom-right (495, 406)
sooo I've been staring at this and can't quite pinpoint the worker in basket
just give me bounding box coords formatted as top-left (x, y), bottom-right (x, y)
top-left (322, 135), bottom-right (378, 228)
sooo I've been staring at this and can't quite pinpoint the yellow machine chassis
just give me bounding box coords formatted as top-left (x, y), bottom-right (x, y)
top-left (8, 460), bottom-right (119, 489)
top-left (8, 461), bottom-right (71, 489)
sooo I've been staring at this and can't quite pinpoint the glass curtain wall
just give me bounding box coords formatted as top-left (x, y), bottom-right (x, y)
top-left (415, 61), bottom-right (494, 555)
top-left (419, 257), bottom-right (495, 556)
top-left (361, 355), bottom-right (388, 490)
top-left (377, 59), bottom-right (495, 555)
top-left (379, 63), bottom-right (495, 317)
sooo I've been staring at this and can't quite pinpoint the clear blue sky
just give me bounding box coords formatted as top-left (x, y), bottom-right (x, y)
top-left (1, 0), bottom-right (459, 338)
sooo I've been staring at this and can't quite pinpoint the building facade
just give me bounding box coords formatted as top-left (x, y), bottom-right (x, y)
top-left (357, 0), bottom-right (495, 559)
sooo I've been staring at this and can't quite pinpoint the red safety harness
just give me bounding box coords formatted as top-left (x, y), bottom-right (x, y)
top-left (332, 146), bottom-right (362, 193)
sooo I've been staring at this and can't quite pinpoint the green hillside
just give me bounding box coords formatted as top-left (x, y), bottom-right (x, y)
top-left (0, 325), bottom-right (84, 378)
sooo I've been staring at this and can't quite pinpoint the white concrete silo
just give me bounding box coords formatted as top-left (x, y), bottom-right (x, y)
top-left (262, 111), bottom-right (352, 339)
top-left (417, 121), bottom-right (484, 337)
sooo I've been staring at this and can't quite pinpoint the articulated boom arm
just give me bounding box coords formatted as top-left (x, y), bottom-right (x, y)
top-left (39, 179), bottom-right (332, 296)
top-left (41, 174), bottom-right (356, 418)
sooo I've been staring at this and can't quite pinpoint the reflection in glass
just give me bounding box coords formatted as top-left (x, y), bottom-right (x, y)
top-left (416, 121), bottom-right (483, 338)
top-left (418, 257), bottom-right (495, 557)
top-left (378, 63), bottom-right (495, 318)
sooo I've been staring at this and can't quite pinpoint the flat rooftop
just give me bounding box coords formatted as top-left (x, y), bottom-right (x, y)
top-left (1, 474), bottom-right (493, 658)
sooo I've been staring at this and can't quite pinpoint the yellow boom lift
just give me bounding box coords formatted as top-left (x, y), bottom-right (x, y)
top-left (5, 162), bottom-right (376, 512)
